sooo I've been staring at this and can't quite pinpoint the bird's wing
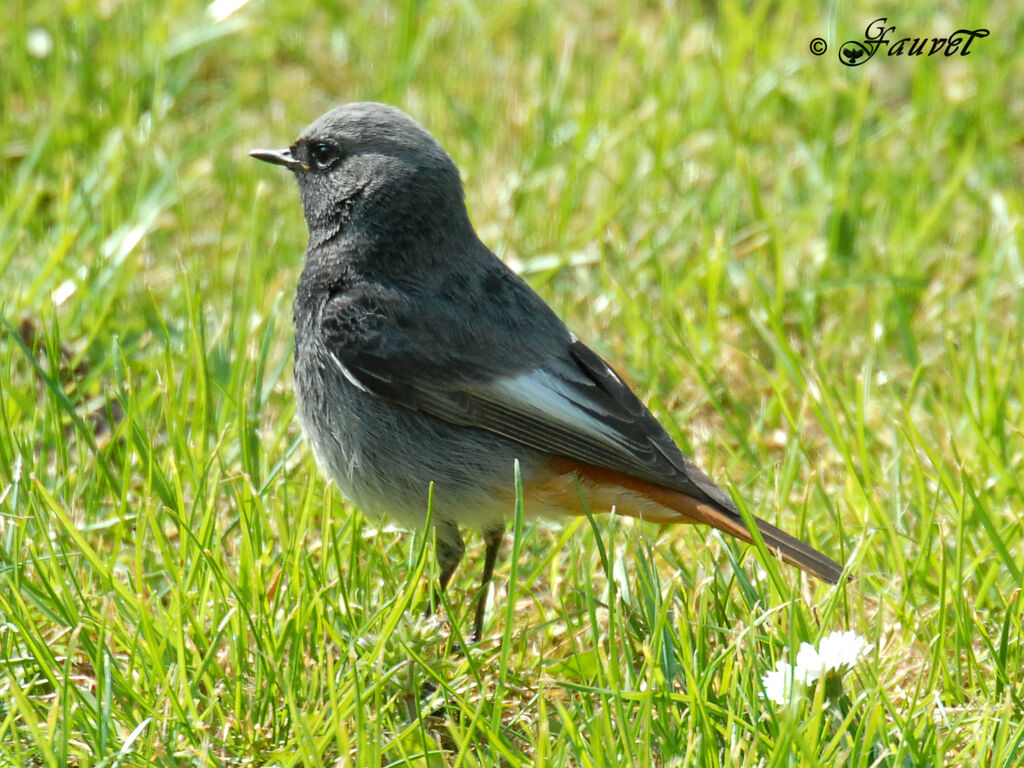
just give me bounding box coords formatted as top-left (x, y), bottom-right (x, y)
top-left (319, 281), bottom-right (733, 509)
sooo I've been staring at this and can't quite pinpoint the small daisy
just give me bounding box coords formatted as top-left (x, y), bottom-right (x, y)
top-left (816, 630), bottom-right (868, 673)
top-left (761, 659), bottom-right (805, 704)
top-left (762, 630), bottom-right (867, 705)
top-left (795, 641), bottom-right (826, 682)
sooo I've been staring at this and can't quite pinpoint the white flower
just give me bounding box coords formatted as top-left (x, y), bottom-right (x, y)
top-left (762, 630), bottom-right (867, 705)
top-left (761, 659), bottom-right (803, 704)
top-left (817, 630), bottom-right (868, 672)
top-left (27, 28), bottom-right (53, 59)
top-left (795, 641), bottom-right (827, 682)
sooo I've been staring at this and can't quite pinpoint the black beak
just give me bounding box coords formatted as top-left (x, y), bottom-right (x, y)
top-left (249, 147), bottom-right (304, 170)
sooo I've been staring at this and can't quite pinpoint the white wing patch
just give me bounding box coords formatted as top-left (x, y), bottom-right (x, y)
top-left (486, 365), bottom-right (635, 454)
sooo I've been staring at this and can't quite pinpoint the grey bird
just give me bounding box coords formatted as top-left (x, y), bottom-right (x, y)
top-left (251, 102), bottom-right (843, 641)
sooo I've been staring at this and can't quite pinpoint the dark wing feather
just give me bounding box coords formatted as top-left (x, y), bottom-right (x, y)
top-left (319, 279), bottom-right (732, 510)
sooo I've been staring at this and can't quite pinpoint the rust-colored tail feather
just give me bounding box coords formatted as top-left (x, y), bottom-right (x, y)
top-left (681, 499), bottom-right (844, 584)
top-left (555, 460), bottom-right (844, 584)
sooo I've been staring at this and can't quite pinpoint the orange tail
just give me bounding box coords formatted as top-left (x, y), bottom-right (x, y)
top-left (548, 460), bottom-right (844, 584)
top-left (663, 493), bottom-right (844, 584)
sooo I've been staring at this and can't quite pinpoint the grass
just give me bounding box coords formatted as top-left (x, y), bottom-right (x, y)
top-left (1, 0), bottom-right (1022, 765)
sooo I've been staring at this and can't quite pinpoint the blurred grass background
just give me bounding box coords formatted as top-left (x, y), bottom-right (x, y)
top-left (1, 0), bottom-right (1022, 765)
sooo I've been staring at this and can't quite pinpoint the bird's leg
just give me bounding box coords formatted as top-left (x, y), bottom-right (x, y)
top-left (430, 520), bottom-right (465, 617)
top-left (472, 525), bottom-right (504, 642)
top-left (418, 521), bottom-right (466, 710)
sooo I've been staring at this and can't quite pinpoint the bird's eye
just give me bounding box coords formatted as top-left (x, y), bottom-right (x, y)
top-left (309, 142), bottom-right (339, 169)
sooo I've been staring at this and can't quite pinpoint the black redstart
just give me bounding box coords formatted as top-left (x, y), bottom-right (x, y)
top-left (251, 103), bottom-right (843, 641)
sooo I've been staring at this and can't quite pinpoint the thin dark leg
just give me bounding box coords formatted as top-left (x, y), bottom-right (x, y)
top-left (419, 522), bottom-right (465, 710)
top-left (472, 526), bottom-right (504, 642)
top-left (429, 521), bottom-right (465, 617)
